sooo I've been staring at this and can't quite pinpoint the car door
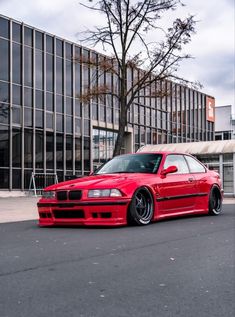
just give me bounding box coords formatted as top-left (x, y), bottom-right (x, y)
top-left (158, 154), bottom-right (197, 214)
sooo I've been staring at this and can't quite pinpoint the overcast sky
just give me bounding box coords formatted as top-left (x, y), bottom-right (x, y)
top-left (0, 0), bottom-right (234, 112)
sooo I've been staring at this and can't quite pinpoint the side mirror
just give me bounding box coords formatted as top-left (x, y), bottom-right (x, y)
top-left (161, 165), bottom-right (178, 177)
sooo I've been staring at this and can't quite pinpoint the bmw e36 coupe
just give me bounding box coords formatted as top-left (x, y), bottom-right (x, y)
top-left (37, 152), bottom-right (223, 227)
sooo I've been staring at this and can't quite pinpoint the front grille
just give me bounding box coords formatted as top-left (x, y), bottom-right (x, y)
top-left (69, 190), bottom-right (82, 200)
top-left (56, 190), bottom-right (82, 201)
top-left (57, 191), bottom-right (67, 201)
top-left (53, 209), bottom-right (85, 219)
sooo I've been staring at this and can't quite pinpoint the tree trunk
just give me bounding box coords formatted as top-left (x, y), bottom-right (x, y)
top-left (113, 103), bottom-right (127, 157)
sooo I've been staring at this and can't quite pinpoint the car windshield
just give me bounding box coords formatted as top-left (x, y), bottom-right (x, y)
top-left (94, 153), bottom-right (162, 175)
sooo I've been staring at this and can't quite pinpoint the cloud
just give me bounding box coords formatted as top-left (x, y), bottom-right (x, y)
top-left (0, 0), bottom-right (234, 111)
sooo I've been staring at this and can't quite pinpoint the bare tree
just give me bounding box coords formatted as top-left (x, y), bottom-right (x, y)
top-left (78, 0), bottom-right (198, 157)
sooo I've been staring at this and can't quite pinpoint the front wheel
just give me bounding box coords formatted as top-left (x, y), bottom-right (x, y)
top-left (128, 187), bottom-right (154, 225)
top-left (208, 186), bottom-right (222, 215)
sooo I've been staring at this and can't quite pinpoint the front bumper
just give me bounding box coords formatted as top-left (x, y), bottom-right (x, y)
top-left (37, 199), bottom-right (131, 227)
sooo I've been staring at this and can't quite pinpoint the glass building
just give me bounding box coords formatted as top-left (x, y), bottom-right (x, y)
top-left (0, 14), bottom-right (215, 191)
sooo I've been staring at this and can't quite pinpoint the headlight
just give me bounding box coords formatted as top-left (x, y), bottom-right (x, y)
top-left (88, 189), bottom-right (122, 198)
top-left (42, 191), bottom-right (56, 199)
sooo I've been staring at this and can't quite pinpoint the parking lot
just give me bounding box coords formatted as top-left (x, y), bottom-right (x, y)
top-left (0, 197), bottom-right (234, 317)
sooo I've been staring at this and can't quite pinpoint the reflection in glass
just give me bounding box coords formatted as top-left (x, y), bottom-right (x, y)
top-left (24, 87), bottom-right (33, 107)
top-left (0, 103), bottom-right (9, 124)
top-left (56, 95), bottom-right (63, 113)
top-left (75, 118), bottom-right (81, 135)
top-left (0, 39), bottom-right (9, 81)
top-left (84, 119), bottom-right (90, 136)
top-left (12, 22), bottom-right (22, 43)
top-left (12, 84), bottom-right (22, 105)
top-left (66, 43), bottom-right (72, 60)
top-left (56, 134), bottom-right (63, 170)
top-left (66, 136), bottom-right (73, 170)
top-left (75, 137), bottom-right (81, 170)
top-left (12, 128), bottom-right (21, 167)
top-left (35, 50), bottom-right (43, 89)
top-left (66, 61), bottom-right (72, 96)
top-left (12, 43), bottom-right (22, 84)
top-left (24, 27), bottom-right (33, 46)
top-left (0, 126), bottom-right (9, 167)
top-left (13, 169), bottom-right (21, 189)
top-left (46, 132), bottom-right (54, 169)
top-left (46, 92), bottom-right (53, 111)
top-left (46, 35), bottom-right (54, 53)
top-left (12, 106), bottom-right (21, 124)
top-left (66, 116), bottom-right (72, 134)
top-left (0, 81), bottom-right (9, 103)
top-left (35, 110), bottom-right (43, 128)
top-left (36, 130), bottom-right (44, 168)
top-left (84, 137), bottom-right (90, 171)
top-left (56, 113), bottom-right (63, 132)
top-left (0, 169), bottom-right (9, 188)
top-left (56, 39), bottom-right (63, 57)
top-left (0, 17), bottom-right (9, 38)
top-left (92, 103), bottom-right (98, 120)
top-left (46, 54), bottom-right (54, 92)
top-left (66, 97), bottom-right (73, 115)
top-left (24, 47), bottom-right (33, 86)
top-left (35, 90), bottom-right (43, 109)
top-left (75, 63), bottom-right (80, 96)
top-left (75, 99), bottom-right (81, 117)
top-left (56, 57), bottom-right (63, 94)
top-left (24, 108), bottom-right (32, 127)
top-left (46, 112), bottom-right (53, 130)
top-left (35, 31), bottom-right (43, 50)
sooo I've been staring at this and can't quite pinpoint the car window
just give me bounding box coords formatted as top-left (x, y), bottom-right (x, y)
top-left (184, 155), bottom-right (206, 173)
top-left (95, 153), bottom-right (162, 174)
top-left (164, 154), bottom-right (189, 174)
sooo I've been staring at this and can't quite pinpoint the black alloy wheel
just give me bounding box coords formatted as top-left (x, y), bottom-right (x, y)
top-left (209, 187), bottom-right (222, 215)
top-left (128, 187), bottom-right (154, 225)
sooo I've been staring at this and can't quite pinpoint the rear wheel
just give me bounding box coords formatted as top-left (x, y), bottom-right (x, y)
top-left (128, 187), bottom-right (154, 225)
top-left (208, 186), bottom-right (222, 215)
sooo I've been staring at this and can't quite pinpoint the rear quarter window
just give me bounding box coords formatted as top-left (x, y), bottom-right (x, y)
top-left (184, 155), bottom-right (206, 173)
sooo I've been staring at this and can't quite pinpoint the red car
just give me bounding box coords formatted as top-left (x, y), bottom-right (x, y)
top-left (37, 152), bottom-right (223, 227)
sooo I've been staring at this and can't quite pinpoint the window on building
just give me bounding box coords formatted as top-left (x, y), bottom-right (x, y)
top-left (0, 39), bottom-right (9, 81)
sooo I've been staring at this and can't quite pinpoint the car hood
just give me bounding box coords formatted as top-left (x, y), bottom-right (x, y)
top-left (46, 173), bottom-right (153, 191)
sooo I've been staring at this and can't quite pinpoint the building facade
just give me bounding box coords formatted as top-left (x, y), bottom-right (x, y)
top-left (0, 14), bottom-right (215, 191)
top-left (215, 105), bottom-right (235, 140)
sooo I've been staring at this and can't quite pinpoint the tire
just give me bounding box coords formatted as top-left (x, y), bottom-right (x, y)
top-left (128, 187), bottom-right (154, 225)
top-left (208, 186), bottom-right (222, 216)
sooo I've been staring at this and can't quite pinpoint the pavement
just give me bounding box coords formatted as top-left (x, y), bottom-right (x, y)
top-left (0, 196), bottom-right (234, 224)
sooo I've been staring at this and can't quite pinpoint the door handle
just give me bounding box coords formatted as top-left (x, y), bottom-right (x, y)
top-left (188, 177), bottom-right (194, 182)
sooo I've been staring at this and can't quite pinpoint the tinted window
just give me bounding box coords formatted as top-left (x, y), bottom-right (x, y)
top-left (24, 47), bottom-right (33, 86)
top-left (12, 43), bottom-right (22, 84)
top-left (35, 50), bottom-right (43, 89)
top-left (0, 17), bottom-right (9, 38)
top-left (46, 35), bottom-right (54, 53)
top-left (0, 81), bottom-right (9, 103)
top-left (12, 128), bottom-right (21, 167)
top-left (0, 39), bottom-right (9, 81)
top-left (24, 129), bottom-right (33, 167)
top-left (56, 39), bottom-right (63, 57)
top-left (24, 27), bottom-right (33, 46)
top-left (184, 155), bottom-right (206, 173)
top-left (164, 154), bottom-right (189, 174)
top-left (0, 126), bottom-right (9, 167)
top-left (35, 31), bottom-right (43, 50)
top-left (95, 154), bottom-right (162, 174)
top-left (12, 22), bottom-right (22, 43)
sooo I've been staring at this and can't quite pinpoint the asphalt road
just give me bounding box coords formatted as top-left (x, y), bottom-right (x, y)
top-left (0, 205), bottom-right (234, 317)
